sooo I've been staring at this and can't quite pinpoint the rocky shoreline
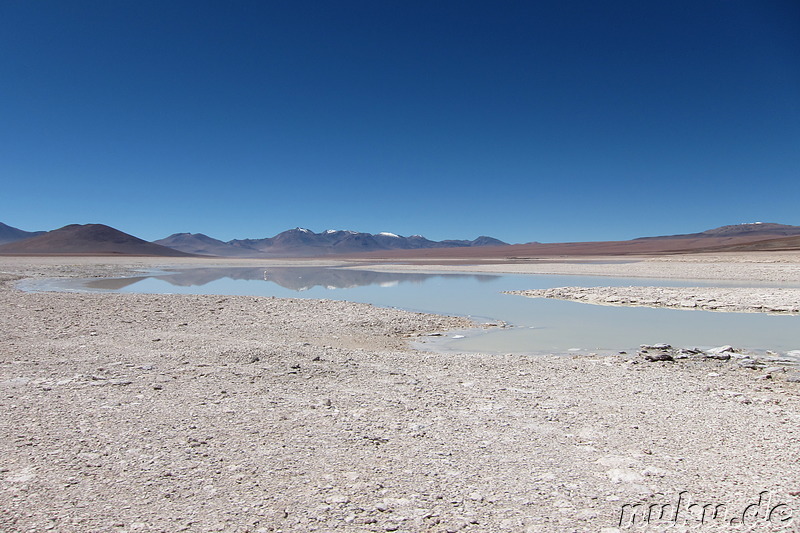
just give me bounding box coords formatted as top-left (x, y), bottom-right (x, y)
top-left (631, 342), bottom-right (800, 370)
top-left (2, 258), bottom-right (800, 532)
top-left (507, 286), bottom-right (800, 315)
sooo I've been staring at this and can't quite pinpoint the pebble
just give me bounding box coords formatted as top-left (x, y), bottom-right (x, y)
top-left (325, 493), bottom-right (350, 505)
top-left (643, 353), bottom-right (674, 362)
top-left (737, 359), bottom-right (761, 369)
top-left (707, 345), bottom-right (736, 354)
top-left (641, 343), bottom-right (671, 350)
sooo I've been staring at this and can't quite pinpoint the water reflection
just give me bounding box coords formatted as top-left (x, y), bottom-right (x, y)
top-left (43, 266), bottom-right (800, 359)
top-left (84, 267), bottom-right (499, 292)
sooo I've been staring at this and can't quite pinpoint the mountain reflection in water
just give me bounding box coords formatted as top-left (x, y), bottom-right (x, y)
top-left (84, 267), bottom-right (499, 292)
top-left (40, 267), bottom-right (800, 358)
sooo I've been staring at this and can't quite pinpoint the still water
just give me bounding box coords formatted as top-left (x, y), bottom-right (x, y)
top-left (28, 266), bottom-right (800, 358)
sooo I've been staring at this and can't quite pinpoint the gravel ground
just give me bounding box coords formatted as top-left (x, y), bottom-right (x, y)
top-left (2, 259), bottom-right (800, 532)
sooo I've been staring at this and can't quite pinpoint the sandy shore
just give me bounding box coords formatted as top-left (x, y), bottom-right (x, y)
top-left (2, 256), bottom-right (800, 532)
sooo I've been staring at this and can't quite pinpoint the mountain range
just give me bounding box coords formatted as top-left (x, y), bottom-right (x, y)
top-left (1, 221), bottom-right (800, 257)
top-left (155, 228), bottom-right (507, 257)
top-left (0, 224), bottom-right (507, 257)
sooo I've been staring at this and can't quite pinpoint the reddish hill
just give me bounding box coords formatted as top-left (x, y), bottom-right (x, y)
top-left (635, 222), bottom-right (800, 240)
top-left (342, 225), bottom-right (800, 261)
top-left (0, 224), bottom-right (195, 256)
top-left (694, 235), bottom-right (800, 253)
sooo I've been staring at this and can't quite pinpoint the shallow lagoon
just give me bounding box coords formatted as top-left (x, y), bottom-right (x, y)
top-left (31, 266), bottom-right (800, 358)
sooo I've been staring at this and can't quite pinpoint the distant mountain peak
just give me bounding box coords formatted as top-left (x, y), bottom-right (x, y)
top-left (699, 223), bottom-right (800, 237)
top-left (156, 227), bottom-right (509, 257)
top-left (0, 222), bottom-right (47, 245)
top-left (635, 222), bottom-right (800, 241)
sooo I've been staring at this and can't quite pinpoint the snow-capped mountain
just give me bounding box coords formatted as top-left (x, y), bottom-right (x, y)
top-left (155, 228), bottom-right (509, 257)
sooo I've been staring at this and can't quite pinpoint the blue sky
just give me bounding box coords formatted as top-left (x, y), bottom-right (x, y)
top-left (1, 1), bottom-right (798, 243)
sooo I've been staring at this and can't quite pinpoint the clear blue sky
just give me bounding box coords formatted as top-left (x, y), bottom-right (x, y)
top-left (2, 1), bottom-right (798, 243)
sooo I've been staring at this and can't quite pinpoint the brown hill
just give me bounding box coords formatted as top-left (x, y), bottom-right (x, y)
top-left (693, 235), bottom-right (800, 253)
top-left (0, 224), bottom-right (195, 256)
top-left (635, 222), bottom-right (800, 240)
top-left (343, 232), bottom-right (800, 261)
